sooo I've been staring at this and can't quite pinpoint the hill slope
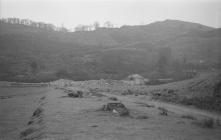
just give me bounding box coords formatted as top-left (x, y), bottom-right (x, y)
top-left (0, 19), bottom-right (220, 81)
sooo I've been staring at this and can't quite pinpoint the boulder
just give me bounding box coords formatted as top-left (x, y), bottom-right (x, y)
top-left (67, 90), bottom-right (83, 98)
top-left (158, 107), bottom-right (168, 116)
top-left (102, 102), bottom-right (129, 116)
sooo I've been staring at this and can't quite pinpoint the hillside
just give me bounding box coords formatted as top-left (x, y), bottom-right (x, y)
top-left (0, 19), bottom-right (220, 82)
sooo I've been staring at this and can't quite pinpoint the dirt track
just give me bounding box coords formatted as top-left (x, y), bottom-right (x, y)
top-left (1, 86), bottom-right (221, 140)
top-left (101, 92), bottom-right (221, 121)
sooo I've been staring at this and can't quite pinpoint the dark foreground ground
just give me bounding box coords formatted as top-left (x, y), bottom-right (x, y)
top-left (0, 83), bottom-right (221, 140)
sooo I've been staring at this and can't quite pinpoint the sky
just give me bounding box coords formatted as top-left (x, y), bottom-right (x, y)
top-left (0, 0), bottom-right (221, 29)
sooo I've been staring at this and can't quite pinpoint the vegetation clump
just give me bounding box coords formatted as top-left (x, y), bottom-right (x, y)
top-left (181, 115), bottom-right (197, 120)
top-left (32, 107), bottom-right (43, 117)
top-left (136, 115), bottom-right (149, 119)
top-left (122, 89), bottom-right (133, 95)
top-left (20, 127), bottom-right (36, 138)
top-left (193, 118), bottom-right (214, 129)
top-left (109, 97), bottom-right (118, 101)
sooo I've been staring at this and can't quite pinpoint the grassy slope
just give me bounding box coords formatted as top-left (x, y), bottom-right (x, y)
top-left (148, 72), bottom-right (221, 112)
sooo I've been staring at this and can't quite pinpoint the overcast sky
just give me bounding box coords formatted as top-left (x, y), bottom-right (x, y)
top-left (1, 0), bottom-right (221, 29)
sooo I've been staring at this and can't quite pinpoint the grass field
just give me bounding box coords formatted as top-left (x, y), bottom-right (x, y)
top-left (0, 87), bottom-right (48, 140)
top-left (0, 73), bottom-right (221, 140)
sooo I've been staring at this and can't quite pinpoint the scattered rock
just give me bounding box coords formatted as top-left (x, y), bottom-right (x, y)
top-left (32, 107), bottom-right (43, 117)
top-left (181, 115), bottom-right (197, 120)
top-left (112, 109), bottom-right (118, 114)
top-left (67, 90), bottom-right (83, 98)
top-left (102, 102), bottom-right (130, 116)
top-left (40, 96), bottom-right (45, 100)
top-left (136, 115), bottom-right (149, 119)
top-left (90, 125), bottom-right (98, 127)
top-left (158, 107), bottom-right (168, 116)
top-left (91, 92), bottom-right (106, 97)
top-left (155, 93), bottom-right (162, 97)
top-left (0, 96), bottom-right (12, 99)
top-left (28, 120), bottom-right (34, 125)
top-left (168, 89), bottom-right (175, 94)
top-left (121, 89), bottom-right (133, 95)
top-left (177, 121), bottom-right (185, 124)
top-left (20, 127), bottom-right (35, 138)
top-left (109, 97), bottom-right (118, 101)
top-left (135, 102), bottom-right (155, 108)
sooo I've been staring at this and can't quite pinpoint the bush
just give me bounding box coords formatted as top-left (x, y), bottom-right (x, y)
top-left (181, 114), bottom-right (197, 120)
top-left (122, 89), bottom-right (133, 95)
top-left (20, 127), bottom-right (35, 138)
top-left (202, 118), bottom-right (214, 128)
top-left (193, 118), bottom-right (214, 129)
top-left (136, 115), bottom-right (149, 119)
top-left (109, 97), bottom-right (118, 101)
top-left (180, 96), bottom-right (221, 112)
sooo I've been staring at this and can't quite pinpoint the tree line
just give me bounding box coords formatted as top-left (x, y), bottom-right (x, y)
top-left (0, 18), bottom-right (115, 32)
top-left (0, 18), bottom-right (69, 32)
top-left (75, 21), bottom-right (114, 32)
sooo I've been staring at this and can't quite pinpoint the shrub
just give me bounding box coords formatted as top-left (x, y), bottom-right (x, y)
top-left (181, 114), bottom-right (197, 120)
top-left (180, 96), bottom-right (221, 112)
top-left (202, 118), bottom-right (214, 128)
top-left (20, 127), bottom-right (35, 137)
top-left (193, 118), bottom-right (214, 129)
top-left (136, 115), bottom-right (149, 119)
top-left (216, 119), bottom-right (221, 126)
top-left (109, 97), bottom-right (118, 101)
top-left (122, 89), bottom-right (133, 95)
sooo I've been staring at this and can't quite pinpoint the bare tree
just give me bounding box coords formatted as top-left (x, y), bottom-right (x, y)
top-left (104, 21), bottom-right (113, 28)
top-left (93, 21), bottom-right (100, 30)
